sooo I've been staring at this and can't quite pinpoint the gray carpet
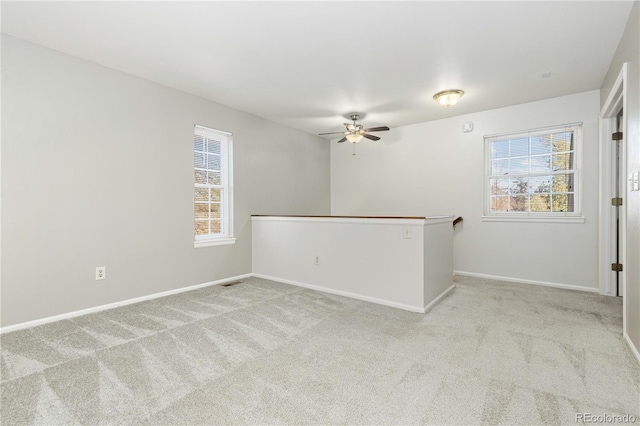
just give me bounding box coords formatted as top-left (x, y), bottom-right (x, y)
top-left (1, 276), bottom-right (638, 425)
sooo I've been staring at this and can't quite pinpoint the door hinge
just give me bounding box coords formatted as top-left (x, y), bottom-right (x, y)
top-left (611, 197), bottom-right (623, 206)
top-left (612, 132), bottom-right (623, 141)
top-left (611, 263), bottom-right (623, 272)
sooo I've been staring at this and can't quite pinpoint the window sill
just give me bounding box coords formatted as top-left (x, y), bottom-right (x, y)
top-left (481, 216), bottom-right (586, 224)
top-left (194, 237), bottom-right (236, 248)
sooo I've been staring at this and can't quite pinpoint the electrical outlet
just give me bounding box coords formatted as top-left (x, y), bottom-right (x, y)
top-left (315, 256), bottom-right (320, 266)
top-left (95, 266), bottom-right (106, 280)
top-left (403, 227), bottom-right (412, 239)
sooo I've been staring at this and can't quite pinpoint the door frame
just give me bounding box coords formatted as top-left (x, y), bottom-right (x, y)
top-left (599, 63), bottom-right (627, 328)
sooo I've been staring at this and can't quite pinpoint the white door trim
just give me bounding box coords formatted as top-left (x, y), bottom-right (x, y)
top-left (598, 63), bottom-right (627, 331)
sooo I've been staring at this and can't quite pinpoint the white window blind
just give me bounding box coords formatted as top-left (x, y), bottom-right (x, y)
top-left (484, 123), bottom-right (582, 218)
top-left (194, 125), bottom-right (233, 244)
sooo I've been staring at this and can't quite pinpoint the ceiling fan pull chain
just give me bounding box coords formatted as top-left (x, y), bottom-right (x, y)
top-left (352, 144), bottom-right (356, 156)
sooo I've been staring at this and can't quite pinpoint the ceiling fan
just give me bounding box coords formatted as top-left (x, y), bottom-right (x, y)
top-left (319, 114), bottom-right (390, 143)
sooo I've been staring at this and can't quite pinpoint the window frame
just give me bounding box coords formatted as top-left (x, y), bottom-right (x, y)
top-left (193, 125), bottom-right (235, 248)
top-left (482, 123), bottom-right (585, 223)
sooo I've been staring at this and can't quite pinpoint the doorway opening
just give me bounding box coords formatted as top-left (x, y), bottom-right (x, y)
top-left (614, 108), bottom-right (624, 297)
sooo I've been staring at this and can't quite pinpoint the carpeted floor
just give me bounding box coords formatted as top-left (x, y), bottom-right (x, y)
top-left (1, 276), bottom-right (638, 425)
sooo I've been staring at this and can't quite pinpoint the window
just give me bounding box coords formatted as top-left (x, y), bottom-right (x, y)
top-left (193, 125), bottom-right (234, 247)
top-left (484, 123), bottom-right (583, 222)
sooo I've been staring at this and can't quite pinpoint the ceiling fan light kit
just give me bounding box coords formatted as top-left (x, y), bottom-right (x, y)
top-left (433, 89), bottom-right (464, 108)
top-left (346, 133), bottom-right (364, 143)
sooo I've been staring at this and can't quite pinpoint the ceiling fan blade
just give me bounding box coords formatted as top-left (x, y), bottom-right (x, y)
top-left (363, 126), bottom-right (390, 132)
top-left (337, 137), bottom-right (348, 143)
top-left (362, 133), bottom-right (381, 141)
top-left (318, 131), bottom-right (348, 136)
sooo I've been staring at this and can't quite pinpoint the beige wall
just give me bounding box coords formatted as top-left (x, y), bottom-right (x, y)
top-left (0, 35), bottom-right (330, 327)
top-left (600, 1), bottom-right (639, 355)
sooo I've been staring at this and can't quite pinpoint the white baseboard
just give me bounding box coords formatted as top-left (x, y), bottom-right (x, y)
top-left (0, 274), bottom-right (253, 334)
top-left (453, 270), bottom-right (599, 293)
top-left (424, 284), bottom-right (455, 313)
top-left (252, 273), bottom-right (426, 313)
top-left (624, 332), bottom-right (640, 364)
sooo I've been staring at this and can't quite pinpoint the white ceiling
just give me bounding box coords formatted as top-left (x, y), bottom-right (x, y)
top-left (1, 1), bottom-right (634, 137)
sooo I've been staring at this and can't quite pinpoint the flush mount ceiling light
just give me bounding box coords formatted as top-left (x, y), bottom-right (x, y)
top-left (433, 90), bottom-right (464, 108)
